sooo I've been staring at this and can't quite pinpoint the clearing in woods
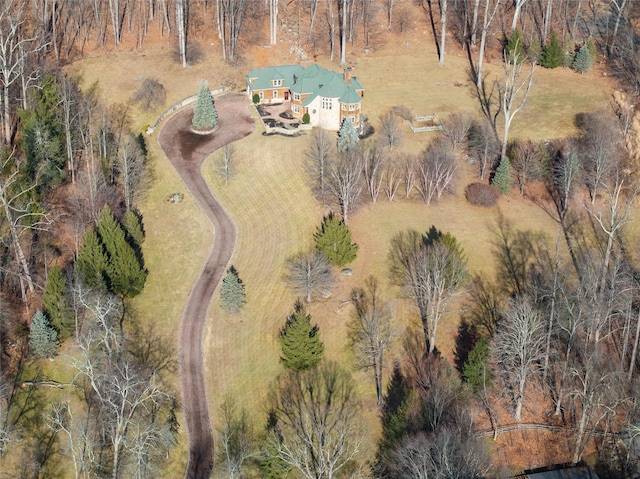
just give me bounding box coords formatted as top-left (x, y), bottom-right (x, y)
top-left (67, 27), bottom-right (615, 474)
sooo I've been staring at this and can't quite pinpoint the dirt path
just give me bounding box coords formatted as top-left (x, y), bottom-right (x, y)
top-left (157, 93), bottom-right (255, 479)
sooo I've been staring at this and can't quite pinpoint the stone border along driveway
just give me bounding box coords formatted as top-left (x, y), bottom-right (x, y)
top-left (157, 92), bottom-right (255, 479)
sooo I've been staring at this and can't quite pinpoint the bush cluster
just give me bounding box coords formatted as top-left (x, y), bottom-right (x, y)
top-left (465, 182), bottom-right (499, 208)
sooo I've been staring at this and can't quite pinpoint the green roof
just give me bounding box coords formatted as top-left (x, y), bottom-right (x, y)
top-left (247, 63), bottom-right (363, 104)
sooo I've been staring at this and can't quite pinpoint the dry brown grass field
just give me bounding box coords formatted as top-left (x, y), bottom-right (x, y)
top-left (66, 23), bottom-right (616, 475)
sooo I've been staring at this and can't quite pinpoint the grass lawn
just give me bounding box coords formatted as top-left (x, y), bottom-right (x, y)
top-left (65, 27), bottom-right (615, 475)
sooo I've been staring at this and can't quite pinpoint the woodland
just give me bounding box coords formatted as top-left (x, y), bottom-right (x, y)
top-left (2, 0), bottom-right (640, 478)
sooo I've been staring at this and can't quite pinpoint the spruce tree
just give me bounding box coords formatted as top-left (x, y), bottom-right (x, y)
top-left (43, 265), bottom-right (74, 340)
top-left (572, 44), bottom-right (592, 74)
top-left (504, 28), bottom-right (525, 64)
top-left (97, 205), bottom-right (147, 298)
top-left (462, 337), bottom-right (492, 392)
top-left (492, 156), bottom-right (512, 194)
top-left (337, 118), bottom-right (359, 153)
top-left (29, 310), bottom-right (59, 359)
top-left (192, 80), bottom-right (218, 130)
top-left (220, 266), bottom-right (246, 314)
top-left (77, 228), bottom-right (107, 289)
top-left (314, 212), bottom-right (358, 267)
top-left (541, 32), bottom-right (562, 68)
top-left (280, 300), bottom-right (324, 371)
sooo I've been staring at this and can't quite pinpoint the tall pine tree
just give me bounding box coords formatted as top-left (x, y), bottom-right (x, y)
top-left (97, 205), bottom-right (147, 298)
top-left (541, 32), bottom-right (563, 68)
top-left (29, 310), bottom-right (59, 359)
top-left (220, 266), bottom-right (246, 314)
top-left (314, 212), bottom-right (358, 267)
top-left (337, 118), bottom-right (359, 152)
top-left (43, 264), bottom-right (74, 340)
top-left (192, 80), bottom-right (218, 130)
top-left (280, 300), bottom-right (324, 371)
top-left (77, 228), bottom-right (108, 290)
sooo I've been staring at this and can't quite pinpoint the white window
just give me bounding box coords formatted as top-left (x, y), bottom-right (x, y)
top-left (259, 91), bottom-right (264, 99)
top-left (293, 93), bottom-right (300, 101)
top-left (292, 104), bottom-right (300, 114)
top-left (349, 104), bottom-right (356, 111)
top-left (272, 79), bottom-right (282, 87)
top-left (322, 98), bottom-right (332, 110)
top-left (273, 90), bottom-right (278, 98)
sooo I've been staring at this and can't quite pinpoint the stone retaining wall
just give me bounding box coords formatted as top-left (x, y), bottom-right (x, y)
top-left (146, 86), bottom-right (228, 134)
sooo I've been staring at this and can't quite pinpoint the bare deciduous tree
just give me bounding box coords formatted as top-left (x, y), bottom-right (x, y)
top-left (305, 129), bottom-right (335, 207)
top-left (215, 144), bottom-right (236, 185)
top-left (499, 40), bottom-right (535, 161)
top-left (115, 134), bottom-right (147, 211)
top-left (389, 229), bottom-right (468, 353)
top-left (509, 139), bottom-right (544, 195)
top-left (216, 395), bottom-right (257, 479)
top-left (416, 139), bottom-right (457, 205)
top-left (349, 276), bottom-right (394, 405)
top-left (362, 145), bottom-right (384, 203)
top-left (442, 111), bottom-right (473, 151)
top-left (492, 295), bottom-right (545, 422)
top-left (327, 151), bottom-right (363, 223)
top-left (268, 361), bottom-right (363, 479)
top-left (377, 110), bottom-right (403, 152)
top-left (284, 251), bottom-right (334, 303)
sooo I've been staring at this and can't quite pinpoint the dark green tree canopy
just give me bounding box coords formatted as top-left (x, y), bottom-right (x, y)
top-left (97, 205), bottom-right (147, 298)
top-left (29, 310), bottom-right (59, 359)
top-left (314, 212), bottom-right (359, 267)
top-left (77, 228), bottom-right (108, 290)
top-left (220, 266), bottom-right (246, 314)
top-left (192, 80), bottom-right (218, 130)
top-left (43, 264), bottom-right (74, 340)
top-left (541, 32), bottom-right (563, 68)
top-left (504, 28), bottom-right (525, 64)
top-left (462, 337), bottom-right (492, 392)
top-left (280, 300), bottom-right (324, 371)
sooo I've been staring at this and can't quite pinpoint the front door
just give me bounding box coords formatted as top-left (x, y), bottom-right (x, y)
top-left (284, 91), bottom-right (289, 100)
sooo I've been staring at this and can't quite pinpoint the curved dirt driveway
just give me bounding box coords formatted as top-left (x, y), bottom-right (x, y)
top-left (158, 93), bottom-right (255, 479)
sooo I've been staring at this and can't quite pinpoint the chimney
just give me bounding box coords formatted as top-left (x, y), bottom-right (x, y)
top-left (343, 67), bottom-right (352, 84)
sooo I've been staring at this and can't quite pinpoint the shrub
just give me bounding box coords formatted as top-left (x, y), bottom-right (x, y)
top-left (252, 93), bottom-right (260, 104)
top-left (465, 182), bottom-right (499, 208)
top-left (132, 77), bottom-right (166, 111)
top-left (391, 104), bottom-right (413, 121)
top-left (302, 112), bottom-right (310, 124)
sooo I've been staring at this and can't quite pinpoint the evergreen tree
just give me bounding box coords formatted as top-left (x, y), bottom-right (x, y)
top-left (541, 32), bottom-right (562, 68)
top-left (586, 38), bottom-right (597, 60)
top-left (313, 212), bottom-right (358, 267)
top-left (527, 36), bottom-right (542, 64)
top-left (77, 228), bottom-right (107, 290)
top-left (220, 266), bottom-right (246, 314)
top-left (19, 73), bottom-right (67, 194)
top-left (122, 209), bottom-right (145, 248)
top-left (29, 310), bottom-right (59, 359)
top-left (97, 205), bottom-right (147, 298)
top-left (192, 80), bottom-right (218, 130)
top-left (572, 44), bottom-right (592, 74)
top-left (279, 300), bottom-right (324, 371)
top-left (337, 118), bottom-right (359, 153)
top-left (462, 337), bottom-right (492, 392)
top-left (562, 41), bottom-right (575, 68)
top-left (492, 156), bottom-right (512, 194)
top-left (504, 28), bottom-right (525, 64)
top-left (43, 264), bottom-right (74, 340)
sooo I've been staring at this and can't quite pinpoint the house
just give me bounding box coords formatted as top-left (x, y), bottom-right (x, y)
top-left (246, 64), bottom-right (364, 131)
top-left (514, 463), bottom-right (600, 479)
